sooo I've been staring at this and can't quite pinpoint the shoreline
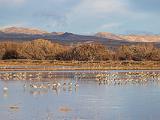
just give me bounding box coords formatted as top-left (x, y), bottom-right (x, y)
top-left (0, 60), bottom-right (159, 71)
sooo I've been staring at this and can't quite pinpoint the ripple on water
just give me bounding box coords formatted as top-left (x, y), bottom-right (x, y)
top-left (0, 70), bottom-right (160, 120)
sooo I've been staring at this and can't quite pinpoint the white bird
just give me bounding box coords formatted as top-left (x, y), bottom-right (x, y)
top-left (57, 82), bottom-right (61, 87)
top-left (75, 83), bottom-right (79, 87)
top-left (3, 87), bottom-right (8, 91)
top-left (68, 82), bottom-right (72, 86)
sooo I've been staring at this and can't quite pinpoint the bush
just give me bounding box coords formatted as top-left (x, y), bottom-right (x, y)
top-left (2, 50), bottom-right (19, 59)
top-left (0, 40), bottom-right (159, 61)
top-left (56, 43), bottom-right (111, 61)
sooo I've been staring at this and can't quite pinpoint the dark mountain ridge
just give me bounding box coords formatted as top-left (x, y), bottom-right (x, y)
top-left (0, 27), bottom-right (159, 48)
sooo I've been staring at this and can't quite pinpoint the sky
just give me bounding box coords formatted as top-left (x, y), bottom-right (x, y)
top-left (0, 0), bottom-right (160, 34)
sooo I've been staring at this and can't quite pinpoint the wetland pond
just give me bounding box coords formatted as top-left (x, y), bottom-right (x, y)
top-left (0, 70), bottom-right (160, 120)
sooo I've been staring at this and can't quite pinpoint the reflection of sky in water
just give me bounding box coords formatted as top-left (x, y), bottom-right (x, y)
top-left (0, 70), bottom-right (160, 120)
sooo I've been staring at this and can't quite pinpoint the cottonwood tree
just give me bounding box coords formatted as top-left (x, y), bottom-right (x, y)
top-left (18, 39), bottom-right (65, 60)
top-left (56, 43), bottom-right (111, 61)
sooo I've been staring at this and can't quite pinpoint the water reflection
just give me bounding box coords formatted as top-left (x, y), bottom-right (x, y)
top-left (0, 70), bottom-right (160, 84)
top-left (0, 70), bottom-right (160, 120)
top-left (0, 70), bottom-right (160, 97)
top-left (3, 90), bottom-right (8, 98)
top-left (22, 80), bottom-right (79, 96)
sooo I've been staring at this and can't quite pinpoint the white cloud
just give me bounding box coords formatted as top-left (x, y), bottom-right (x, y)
top-left (66, 0), bottom-right (134, 26)
top-left (0, 22), bottom-right (27, 29)
top-left (0, 0), bottom-right (25, 5)
top-left (69, 0), bottom-right (130, 17)
top-left (65, 0), bottom-right (152, 33)
top-left (67, 0), bottom-right (151, 21)
top-left (100, 23), bottom-right (121, 29)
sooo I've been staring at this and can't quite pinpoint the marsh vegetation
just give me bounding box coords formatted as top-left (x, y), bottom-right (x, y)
top-left (0, 39), bottom-right (159, 61)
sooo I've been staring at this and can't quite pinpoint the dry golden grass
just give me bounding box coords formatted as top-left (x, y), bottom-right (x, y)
top-left (0, 60), bottom-right (159, 71)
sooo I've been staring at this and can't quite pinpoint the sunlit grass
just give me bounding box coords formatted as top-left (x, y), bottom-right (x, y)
top-left (0, 60), bottom-right (159, 70)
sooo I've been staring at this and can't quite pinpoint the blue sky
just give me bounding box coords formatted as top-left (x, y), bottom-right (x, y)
top-left (0, 0), bottom-right (159, 34)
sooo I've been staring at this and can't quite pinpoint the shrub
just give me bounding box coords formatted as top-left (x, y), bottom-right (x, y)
top-left (2, 50), bottom-right (19, 59)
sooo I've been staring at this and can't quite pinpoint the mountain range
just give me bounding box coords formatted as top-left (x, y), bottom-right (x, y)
top-left (0, 27), bottom-right (160, 47)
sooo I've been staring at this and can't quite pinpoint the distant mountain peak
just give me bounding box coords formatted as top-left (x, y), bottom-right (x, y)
top-left (95, 32), bottom-right (123, 40)
top-left (0, 27), bottom-right (159, 43)
top-left (51, 32), bottom-right (64, 35)
top-left (0, 27), bottom-right (48, 35)
top-left (61, 32), bottom-right (74, 37)
top-left (119, 35), bottom-right (160, 42)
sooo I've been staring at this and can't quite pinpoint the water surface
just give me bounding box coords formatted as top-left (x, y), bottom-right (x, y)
top-left (0, 70), bottom-right (160, 120)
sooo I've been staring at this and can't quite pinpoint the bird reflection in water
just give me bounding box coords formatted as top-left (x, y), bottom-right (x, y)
top-left (1, 71), bottom-right (160, 96)
top-left (2, 81), bottom-right (9, 98)
top-left (3, 87), bottom-right (9, 98)
top-left (22, 80), bottom-right (79, 96)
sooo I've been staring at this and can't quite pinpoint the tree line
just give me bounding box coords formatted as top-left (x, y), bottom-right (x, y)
top-left (0, 39), bottom-right (160, 61)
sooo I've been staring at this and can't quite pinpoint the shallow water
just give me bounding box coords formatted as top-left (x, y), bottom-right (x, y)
top-left (0, 70), bottom-right (160, 120)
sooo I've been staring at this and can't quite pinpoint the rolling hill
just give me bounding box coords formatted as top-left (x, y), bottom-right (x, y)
top-left (0, 27), bottom-right (160, 47)
top-left (95, 32), bottom-right (160, 42)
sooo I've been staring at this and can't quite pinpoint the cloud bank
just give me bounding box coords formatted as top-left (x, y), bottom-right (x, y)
top-left (0, 0), bottom-right (25, 5)
top-left (0, 0), bottom-right (159, 34)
